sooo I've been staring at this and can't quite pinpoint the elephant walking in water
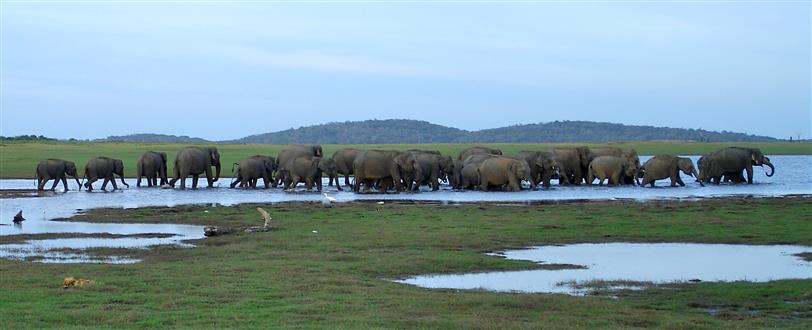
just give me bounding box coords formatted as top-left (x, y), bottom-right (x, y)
top-left (587, 156), bottom-right (637, 186)
top-left (136, 151), bottom-right (168, 187)
top-left (477, 156), bottom-right (532, 191)
top-left (274, 145), bottom-right (323, 187)
top-left (169, 147), bottom-right (221, 189)
top-left (35, 159), bottom-right (82, 191)
top-left (639, 155), bottom-right (702, 187)
top-left (230, 155), bottom-right (277, 189)
top-left (698, 147), bottom-right (774, 184)
top-left (332, 148), bottom-right (364, 191)
top-left (84, 157), bottom-right (129, 191)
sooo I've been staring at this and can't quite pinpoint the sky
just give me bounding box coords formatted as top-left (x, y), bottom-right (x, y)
top-left (1, 1), bottom-right (810, 140)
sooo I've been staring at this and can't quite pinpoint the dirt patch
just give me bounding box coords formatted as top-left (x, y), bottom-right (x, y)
top-left (0, 189), bottom-right (54, 199)
top-left (0, 232), bottom-right (176, 244)
top-left (792, 252), bottom-right (812, 262)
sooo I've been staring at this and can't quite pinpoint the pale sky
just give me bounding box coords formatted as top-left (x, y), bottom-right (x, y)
top-left (1, 1), bottom-right (810, 140)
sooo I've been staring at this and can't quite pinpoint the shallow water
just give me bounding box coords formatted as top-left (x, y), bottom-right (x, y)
top-left (397, 243), bottom-right (812, 295)
top-left (2, 156), bottom-right (809, 225)
top-left (0, 155), bottom-right (808, 263)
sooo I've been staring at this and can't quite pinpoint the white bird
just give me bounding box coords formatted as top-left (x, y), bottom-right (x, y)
top-left (322, 193), bottom-right (336, 208)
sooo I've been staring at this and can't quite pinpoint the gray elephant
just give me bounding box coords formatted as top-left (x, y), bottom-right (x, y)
top-left (586, 156), bottom-right (637, 186)
top-left (231, 155), bottom-right (277, 189)
top-left (136, 151), bottom-right (168, 187)
top-left (698, 147), bottom-right (774, 184)
top-left (589, 147), bottom-right (640, 185)
top-left (515, 151), bottom-right (560, 189)
top-left (457, 146), bottom-right (502, 161)
top-left (352, 150), bottom-right (421, 193)
top-left (331, 148), bottom-right (364, 191)
top-left (456, 154), bottom-right (499, 189)
top-left (552, 147), bottom-right (590, 185)
top-left (35, 159), bottom-right (81, 191)
top-left (477, 156), bottom-right (532, 191)
top-left (168, 146), bottom-right (221, 189)
top-left (281, 156), bottom-right (336, 191)
top-left (640, 155), bottom-right (703, 187)
top-left (274, 145), bottom-right (323, 187)
top-left (408, 152), bottom-right (453, 191)
top-left (83, 157), bottom-right (129, 191)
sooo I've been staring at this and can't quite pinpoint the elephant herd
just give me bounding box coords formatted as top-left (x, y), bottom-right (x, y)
top-left (33, 145), bottom-right (776, 193)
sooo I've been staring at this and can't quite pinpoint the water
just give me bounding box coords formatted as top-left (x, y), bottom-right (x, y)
top-left (2, 156), bottom-right (809, 224)
top-left (1, 155), bottom-right (808, 263)
top-left (397, 243), bottom-right (812, 295)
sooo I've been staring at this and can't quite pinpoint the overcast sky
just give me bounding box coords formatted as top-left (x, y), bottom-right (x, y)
top-left (1, 1), bottom-right (809, 140)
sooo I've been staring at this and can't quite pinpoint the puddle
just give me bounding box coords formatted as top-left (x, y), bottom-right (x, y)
top-left (397, 243), bottom-right (812, 295)
top-left (0, 223), bottom-right (204, 264)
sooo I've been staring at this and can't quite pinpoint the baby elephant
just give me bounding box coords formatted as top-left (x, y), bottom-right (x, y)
top-left (640, 155), bottom-right (703, 187)
top-left (587, 156), bottom-right (637, 186)
top-left (84, 157), bottom-right (129, 191)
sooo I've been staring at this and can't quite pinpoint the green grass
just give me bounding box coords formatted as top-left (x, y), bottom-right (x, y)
top-left (1, 141), bottom-right (810, 178)
top-left (0, 197), bottom-right (810, 328)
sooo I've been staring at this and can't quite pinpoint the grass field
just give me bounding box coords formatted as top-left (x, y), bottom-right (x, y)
top-left (0, 197), bottom-right (810, 328)
top-left (1, 141), bottom-right (810, 178)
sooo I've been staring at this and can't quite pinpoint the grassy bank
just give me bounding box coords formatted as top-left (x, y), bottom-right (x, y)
top-left (1, 141), bottom-right (809, 178)
top-left (0, 197), bottom-right (810, 328)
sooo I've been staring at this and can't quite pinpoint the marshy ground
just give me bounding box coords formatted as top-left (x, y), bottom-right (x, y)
top-left (0, 197), bottom-right (810, 328)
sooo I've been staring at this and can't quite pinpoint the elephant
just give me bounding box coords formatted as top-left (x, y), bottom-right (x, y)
top-left (274, 145), bottom-right (323, 187)
top-left (352, 150), bottom-right (421, 193)
top-left (408, 152), bottom-right (454, 191)
top-left (331, 148), bottom-right (364, 191)
top-left (83, 157), bottom-right (129, 191)
top-left (280, 156), bottom-right (326, 191)
top-left (168, 146), bottom-right (221, 189)
top-left (456, 154), bottom-right (500, 189)
top-left (586, 156), bottom-right (638, 186)
top-left (589, 147), bottom-right (640, 185)
top-left (697, 147), bottom-right (774, 184)
top-left (639, 155), bottom-right (703, 187)
top-left (515, 151), bottom-right (560, 189)
top-left (552, 147), bottom-right (590, 185)
top-left (230, 155), bottom-right (277, 189)
top-left (135, 151), bottom-right (168, 187)
top-left (457, 146), bottom-right (502, 161)
top-left (35, 159), bottom-right (81, 191)
top-left (477, 156), bottom-right (532, 191)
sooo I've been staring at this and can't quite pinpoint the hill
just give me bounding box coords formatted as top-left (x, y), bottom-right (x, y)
top-left (233, 119), bottom-right (468, 144)
top-left (97, 133), bottom-right (209, 143)
top-left (230, 119), bottom-right (775, 144)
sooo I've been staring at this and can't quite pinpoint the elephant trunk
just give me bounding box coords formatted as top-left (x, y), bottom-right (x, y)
top-left (765, 161), bottom-right (775, 177)
top-left (119, 175), bottom-right (129, 188)
top-left (214, 163), bottom-right (221, 182)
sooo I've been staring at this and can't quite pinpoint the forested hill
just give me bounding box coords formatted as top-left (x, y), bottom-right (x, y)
top-left (97, 134), bottom-right (210, 143)
top-left (230, 119), bottom-right (776, 144)
top-left (234, 120), bottom-right (468, 144)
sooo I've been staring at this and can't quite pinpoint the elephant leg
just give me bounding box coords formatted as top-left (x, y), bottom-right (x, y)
top-left (191, 175), bottom-right (199, 189)
top-left (85, 177), bottom-right (96, 191)
top-left (746, 165), bottom-right (754, 184)
top-left (37, 177), bottom-right (46, 191)
top-left (316, 175), bottom-right (323, 191)
top-left (675, 171), bottom-right (686, 187)
top-left (137, 175), bottom-right (142, 187)
top-left (61, 177), bottom-right (69, 191)
top-left (344, 174), bottom-right (352, 189)
top-left (669, 171), bottom-right (679, 187)
top-left (111, 176), bottom-right (119, 191)
top-left (50, 178), bottom-right (59, 191)
top-left (204, 167), bottom-right (213, 188)
top-left (100, 177), bottom-right (110, 191)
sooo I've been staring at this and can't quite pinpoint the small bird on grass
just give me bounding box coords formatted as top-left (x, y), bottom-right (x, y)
top-left (322, 193), bottom-right (336, 207)
top-left (13, 210), bottom-right (25, 224)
